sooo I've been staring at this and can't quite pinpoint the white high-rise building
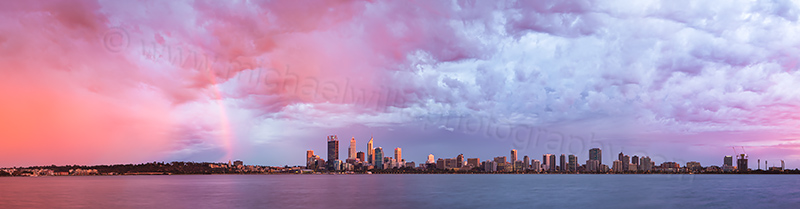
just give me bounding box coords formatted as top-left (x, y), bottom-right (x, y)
top-left (427, 154), bottom-right (435, 164)
top-left (348, 137), bottom-right (356, 160)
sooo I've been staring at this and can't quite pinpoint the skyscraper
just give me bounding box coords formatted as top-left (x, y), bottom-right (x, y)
top-left (543, 154), bottom-right (556, 171)
top-left (374, 147), bottom-right (384, 170)
top-left (724, 156), bottom-right (733, 167)
top-left (467, 158), bottom-right (481, 167)
top-left (456, 154), bottom-right (464, 168)
top-left (510, 149), bottom-right (518, 164)
top-left (568, 154), bottom-right (577, 172)
top-left (367, 136), bottom-right (374, 164)
top-left (531, 159), bottom-right (541, 172)
top-left (619, 152), bottom-right (630, 171)
top-left (589, 148), bottom-right (602, 165)
top-left (327, 135), bottom-right (339, 170)
top-left (737, 154), bottom-right (748, 172)
top-left (640, 156), bottom-right (652, 172)
top-left (306, 150), bottom-right (314, 168)
top-left (632, 155), bottom-right (639, 171)
top-left (560, 154), bottom-right (566, 172)
top-left (523, 155), bottom-right (530, 171)
top-left (394, 147), bottom-right (402, 163)
top-left (427, 154), bottom-right (435, 164)
top-left (356, 151), bottom-right (365, 163)
top-left (349, 137), bottom-right (356, 160)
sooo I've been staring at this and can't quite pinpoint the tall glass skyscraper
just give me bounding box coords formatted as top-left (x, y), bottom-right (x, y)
top-left (374, 147), bottom-right (384, 169)
top-left (367, 137), bottom-right (374, 164)
top-left (327, 135), bottom-right (338, 170)
top-left (589, 148), bottom-right (602, 165)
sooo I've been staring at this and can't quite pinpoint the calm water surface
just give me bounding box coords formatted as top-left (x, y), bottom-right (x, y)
top-left (1, 174), bottom-right (798, 208)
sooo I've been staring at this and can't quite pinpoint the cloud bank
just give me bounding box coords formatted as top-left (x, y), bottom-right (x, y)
top-left (1, 0), bottom-right (799, 167)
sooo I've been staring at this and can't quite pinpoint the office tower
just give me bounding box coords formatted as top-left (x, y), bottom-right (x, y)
top-left (394, 148), bottom-right (402, 163)
top-left (494, 156), bottom-right (507, 164)
top-left (523, 156), bottom-right (530, 171)
top-left (427, 154), bottom-right (435, 164)
top-left (327, 135), bottom-right (339, 170)
top-left (306, 150), bottom-right (314, 168)
top-left (560, 154), bottom-right (566, 172)
top-left (445, 158), bottom-right (457, 169)
top-left (543, 154), bottom-right (556, 171)
top-left (356, 151), bottom-right (365, 163)
top-left (483, 160), bottom-right (497, 172)
top-left (586, 160), bottom-right (600, 172)
top-left (639, 156), bottom-right (652, 172)
top-left (531, 159), bottom-right (541, 172)
top-left (568, 154), bottom-right (577, 172)
top-left (619, 152), bottom-right (630, 171)
top-left (367, 137), bottom-right (374, 164)
top-left (467, 158), bottom-right (480, 167)
top-left (612, 160), bottom-right (623, 172)
top-left (589, 148), bottom-right (602, 165)
top-left (374, 147), bottom-right (384, 169)
top-left (724, 156), bottom-right (733, 166)
top-left (349, 137), bottom-right (356, 160)
top-left (632, 155), bottom-right (639, 171)
top-left (737, 154), bottom-right (748, 172)
top-left (510, 149), bottom-right (518, 164)
top-left (456, 154), bottom-right (464, 168)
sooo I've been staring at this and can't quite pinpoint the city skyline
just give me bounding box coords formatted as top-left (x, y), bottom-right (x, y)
top-left (2, 1), bottom-right (800, 169)
top-left (304, 135), bottom-right (794, 171)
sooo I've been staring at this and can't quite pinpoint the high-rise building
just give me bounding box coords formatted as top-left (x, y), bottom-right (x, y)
top-left (589, 148), bottom-right (602, 165)
top-left (483, 160), bottom-right (497, 172)
top-left (494, 156), bottom-right (507, 164)
top-left (367, 137), bottom-right (374, 164)
top-left (560, 154), bottom-right (566, 172)
top-left (543, 154), bottom-right (556, 171)
top-left (327, 135), bottom-right (339, 170)
top-left (568, 154), bottom-right (577, 172)
top-left (531, 159), bottom-right (541, 172)
top-left (306, 150), bottom-right (315, 168)
top-left (349, 137), bottom-right (356, 160)
top-left (639, 156), bottom-right (652, 172)
top-left (374, 147), bottom-right (384, 169)
top-left (612, 160), bottom-right (623, 172)
top-left (619, 152), bottom-right (630, 171)
top-left (737, 154), bottom-right (748, 173)
top-left (724, 156), bottom-right (733, 167)
top-left (523, 156), bottom-right (530, 171)
top-left (427, 154), bottom-right (435, 164)
top-left (467, 158), bottom-right (481, 167)
top-left (356, 151), bottom-right (365, 163)
top-left (586, 159), bottom-right (600, 172)
top-left (456, 154), bottom-right (464, 168)
top-left (394, 148), bottom-right (402, 163)
top-left (510, 149), bottom-right (518, 164)
top-left (632, 155), bottom-right (639, 170)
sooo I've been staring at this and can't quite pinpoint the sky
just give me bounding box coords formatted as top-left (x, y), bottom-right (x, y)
top-left (1, 0), bottom-right (799, 169)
